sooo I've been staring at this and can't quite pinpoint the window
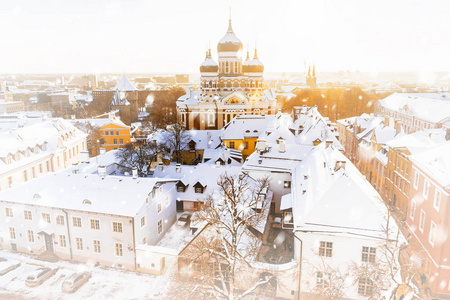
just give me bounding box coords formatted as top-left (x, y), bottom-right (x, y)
top-left (243, 141), bottom-right (248, 149)
top-left (76, 237), bottom-right (83, 250)
top-left (90, 219), bottom-right (100, 230)
top-left (229, 141), bottom-right (235, 148)
top-left (429, 221), bottom-right (437, 246)
top-left (166, 196), bottom-right (170, 207)
top-left (284, 181), bottom-right (291, 188)
top-left (23, 170), bottom-right (28, 182)
top-left (9, 227), bottom-right (15, 240)
top-left (105, 131), bottom-right (109, 135)
top-left (434, 190), bottom-right (441, 212)
top-left (316, 272), bottom-right (331, 288)
top-left (27, 230), bottom-right (34, 242)
top-left (119, 139), bottom-right (123, 144)
top-left (73, 217), bottom-right (82, 227)
top-left (410, 200), bottom-right (416, 220)
top-left (413, 172), bottom-right (419, 189)
top-left (158, 202), bottom-right (162, 213)
top-left (46, 161), bottom-right (50, 171)
top-left (113, 139), bottom-right (117, 145)
top-left (110, 131), bottom-right (114, 135)
top-left (113, 222), bottom-right (123, 233)
top-left (56, 215), bottom-right (65, 226)
top-left (158, 219), bottom-right (163, 234)
top-left (177, 186), bottom-right (185, 192)
top-left (358, 277), bottom-right (374, 296)
top-left (8, 176), bottom-right (12, 187)
top-left (59, 235), bottom-right (66, 247)
top-left (142, 237), bottom-right (147, 244)
top-left (423, 180), bottom-right (430, 199)
top-left (207, 112), bottom-right (215, 127)
top-left (115, 243), bottom-right (123, 256)
top-left (115, 131), bottom-right (119, 135)
top-left (93, 240), bottom-right (101, 253)
top-left (195, 187), bottom-right (203, 193)
top-left (42, 213), bottom-right (51, 224)
top-left (419, 210), bottom-right (426, 232)
top-left (319, 241), bottom-right (333, 257)
top-left (5, 208), bottom-right (13, 217)
top-left (141, 216), bottom-right (146, 227)
top-left (24, 210), bottom-right (32, 220)
top-left (362, 247), bottom-right (376, 263)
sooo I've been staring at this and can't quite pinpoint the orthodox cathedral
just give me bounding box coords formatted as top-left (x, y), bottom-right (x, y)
top-left (176, 18), bottom-right (277, 130)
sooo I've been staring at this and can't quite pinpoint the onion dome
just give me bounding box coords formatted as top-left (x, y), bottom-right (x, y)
top-left (217, 19), bottom-right (243, 52)
top-left (247, 49), bottom-right (264, 73)
top-left (200, 49), bottom-right (219, 73)
top-left (242, 50), bottom-right (251, 73)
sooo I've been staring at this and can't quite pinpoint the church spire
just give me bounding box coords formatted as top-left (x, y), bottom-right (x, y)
top-left (253, 41), bottom-right (258, 59)
top-left (313, 64), bottom-right (316, 77)
top-left (227, 7), bottom-right (233, 33)
top-left (308, 65), bottom-right (311, 77)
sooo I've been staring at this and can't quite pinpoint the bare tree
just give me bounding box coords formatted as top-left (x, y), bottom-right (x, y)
top-left (181, 172), bottom-right (273, 300)
top-left (73, 121), bottom-right (103, 156)
top-left (304, 257), bottom-right (347, 300)
top-left (162, 123), bottom-right (191, 164)
top-left (115, 141), bottom-right (168, 176)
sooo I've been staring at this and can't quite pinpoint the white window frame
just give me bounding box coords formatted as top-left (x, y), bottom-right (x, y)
top-left (59, 235), bottom-right (66, 247)
top-left (42, 213), bottom-right (51, 224)
top-left (410, 200), bottom-right (416, 220)
top-left (93, 240), bottom-right (101, 253)
top-left (5, 208), bottom-right (13, 218)
top-left (72, 217), bottom-right (82, 227)
top-left (141, 216), bottom-right (146, 227)
top-left (76, 237), bottom-right (83, 250)
top-left (90, 219), bottom-right (100, 230)
top-left (158, 202), bottom-right (162, 214)
top-left (429, 221), bottom-right (437, 247)
top-left (419, 210), bottom-right (426, 233)
top-left (27, 230), bottom-right (34, 243)
top-left (413, 172), bottom-right (419, 190)
top-left (56, 215), bottom-right (65, 226)
top-left (112, 222), bottom-right (123, 233)
top-left (423, 180), bottom-right (430, 200)
top-left (9, 227), bottom-right (16, 240)
top-left (433, 190), bottom-right (441, 212)
top-left (158, 219), bottom-right (163, 235)
top-left (115, 243), bottom-right (123, 256)
top-left (24, 210), bottom-right (32, 220)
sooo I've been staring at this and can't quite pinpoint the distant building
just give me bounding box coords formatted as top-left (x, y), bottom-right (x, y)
top-left (0, 100), bottom-right (24, 114)
top-left (305, 64), bottom-right (317, 87)
top-left (175, 74), bottom-right (189, 84)
top-left (176, 17), bottom-right (277, 130)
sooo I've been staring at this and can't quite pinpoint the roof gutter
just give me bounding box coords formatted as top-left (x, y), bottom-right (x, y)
top-left (293, 232), bottom-right (303, 300)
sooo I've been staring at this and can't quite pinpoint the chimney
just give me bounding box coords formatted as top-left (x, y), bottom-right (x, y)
top-left (99, 147), bottom-right (106, 155)
top-left (72, 163), bottom-right (79, 174)
top-left (149, 169), bottom-right (155, 176)
top-left (394, 120), bottom-right (402, 135)
top-left (256, 139), bottom-right (267, 152)
top-left (325, 140), bottom-right (333, 148)
top-left (80, 151), bottom-right (90, 163)
top-left (335, 160), bottom-right (346, 171)
top-left (384, 116), bottom-right (390, 127)
top-left (446, 128), bottom-right (450, 141)
top-left (278, 139), bottom-right (286, 153)
top-left (132, 167), bottom-right (138, 179)
top-left (176, 163), bottom-right (181, 173)
top-left (98, 165), bottom-right (106, 177)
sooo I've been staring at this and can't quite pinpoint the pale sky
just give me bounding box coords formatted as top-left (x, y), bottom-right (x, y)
top-left (1, 0), bottom-right (450, 74)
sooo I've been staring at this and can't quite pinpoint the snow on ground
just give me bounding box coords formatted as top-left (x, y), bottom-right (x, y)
top-left (0, 249), bottom-right (176, 300)
top-left (156, 217), bottom-right (193, 253)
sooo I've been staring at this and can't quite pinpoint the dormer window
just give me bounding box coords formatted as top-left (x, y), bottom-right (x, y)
top-left (194, 180), bottom-right (207, 194)
top-left (14, 153), bottom-right (20, 161)
top-left (82, 199), bottom-right (92, 205)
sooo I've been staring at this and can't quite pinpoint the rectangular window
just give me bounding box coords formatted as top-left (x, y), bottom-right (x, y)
top-left (115, 243), bottom-right (123, 256)
top-left (46, 161), bottom-right (50, 171)
top-left (73, 217), bottom-right (82, 227)
top-left (316, 272), bottom-right (331, 288)
top-left (105, 131), bottom-right (109, 135)
top-left (90, 219), bottom-right (100, 230)
top-left (115, 131), bottom-right (119, 135)
top-left (56, 215), bottom-right (65, 226)
top-left (113, 139), bottom-right (117, 145)
top-left (419, 210), bottom-right (426, 232)
top-left (177, 186), bottom-right (185, 192)
top-left (42, 213), bottom-right (51, 224)
top-left (119, 139), bottom-right (123, 144)
top-left (195, 187), bottom-right (203, 193)
top-left (319, 241), bottom-right (333, 257)
top-left (93, 240), bottom-right (101, 253)
top-left (429, 221), bottom-right (437, 246)
top-left (229, 141), bottom-right (235, 148)
top-left (5, 208), bottom-right (13, 217)
top-left (59, 235), bottom-right (66, 247)
top-left (8, 176), bottom-right (12, 187)
top-left (158, 202), bottom-right (162, 213)
top-left (243, 141), bottom-right (248, 149)
top-left (141, 216), bottom-right (146, 227)
top-left (158, 219), bottom-right (163, 234)
top-left (284, 181), bottom-right (291, 188)
top-left (166, 196), bottom-right (170, 207)
top-left (110, 131), bottom-right (114, 135)
top-left (362, 246), bottom-right (376, 263)
top-left (358, 277), bottom-right (374, 296)
top-left (113, 222), bottom-right (123, 233)
top-left (434, 190), bottom-right (441, 212)
top-left (24, 210), bottom-right (32, 220)
top-left (414, 172), bottom-right (419, 189)
top-left (423, 180), bottom-right (430, 199)
top-left (142, 237), bottom-right (147, 244)
top-left (39, 164), bottom-right (43, 173)
top-left (23, 170), bottom-right (28, 182)
top-left (410, 200), bottom-right (416, 220)
top-left (27, 230), bottom-right (34, 242)
top-left (76, 237), bottom-right (83, 250)
top-left (9, 227), bottom-right (15, 240)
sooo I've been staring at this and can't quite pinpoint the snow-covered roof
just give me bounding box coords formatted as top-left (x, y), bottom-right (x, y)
top-left (386, 128), bottom-right (447, 154)
top-left (377, 93), bottom-right (450, 123)
top-left (114, 75), bottom-right (137, 92)
top-left (110, 90), bottom-right (130, 106)
top-left (70, 117), bottom-right (130, 129)
top-left (222, 115), bottom-right (275, 140)
top-left (409, 141), bottom-right (450, 187)
top-left (0, 173), bottom-right (176, 217)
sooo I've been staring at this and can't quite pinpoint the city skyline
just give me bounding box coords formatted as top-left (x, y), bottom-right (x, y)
top-left (1, 0), bottom-right (450, 74)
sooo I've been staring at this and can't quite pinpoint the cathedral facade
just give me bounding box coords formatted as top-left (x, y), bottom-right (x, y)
top-left (176, 18), bottom-right (277, 130)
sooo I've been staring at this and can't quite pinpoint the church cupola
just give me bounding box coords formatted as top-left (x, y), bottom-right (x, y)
top-left (200, 49), bottom-right (219, 73)
top-left (242, 49), bottom-right (251, 73)
top-left (247, 48), bottom-right (264, 73)
top-left (217, 18), bottom-right (243, 53)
